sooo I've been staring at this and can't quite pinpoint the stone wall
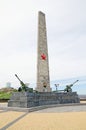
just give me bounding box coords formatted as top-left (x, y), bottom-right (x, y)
top-left (8, 92), bottom-right (80, 108)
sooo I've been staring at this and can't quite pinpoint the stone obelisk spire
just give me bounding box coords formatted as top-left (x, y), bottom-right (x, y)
top-left (36, 11), bottom-right (51, 92)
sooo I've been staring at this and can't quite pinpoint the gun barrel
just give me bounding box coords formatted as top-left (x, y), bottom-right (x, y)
top-left (15, 74), bottom-right (21, 82)
top-left (15, 74), bottom-right (27, 88)
top-left (73, 80), bottom-right (79, 85)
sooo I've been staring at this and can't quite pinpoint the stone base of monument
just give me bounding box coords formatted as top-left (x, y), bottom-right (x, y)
top-left (8, 92), bottom-right (80, 108)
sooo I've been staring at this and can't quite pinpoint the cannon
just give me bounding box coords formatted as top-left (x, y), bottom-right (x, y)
top-left (64, 80), bottom-right (79, 92)
top-left (15, 74), bottom-right (33, 92)
top-left (54, 80), bottom-right (79, 93)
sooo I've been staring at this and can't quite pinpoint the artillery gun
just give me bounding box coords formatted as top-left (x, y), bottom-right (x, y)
top-left (15, 74), bottom-right (33, 92)
top-left (54, 80), bottom-right (79, 93)
top-left (64, 80), bottom-right (79, 92)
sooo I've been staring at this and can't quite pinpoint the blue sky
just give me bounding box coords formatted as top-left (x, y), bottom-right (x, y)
top-left (0, 0), bottom-right (86, 94)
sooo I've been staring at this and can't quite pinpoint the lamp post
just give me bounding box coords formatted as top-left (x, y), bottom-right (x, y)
top-left (54, 84), bottom-right (59, 92)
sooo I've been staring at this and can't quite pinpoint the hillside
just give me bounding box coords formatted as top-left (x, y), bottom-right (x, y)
top-left (0, 87), bottom-right (17, 100)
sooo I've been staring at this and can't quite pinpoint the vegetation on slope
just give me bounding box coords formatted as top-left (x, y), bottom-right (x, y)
top-left (0, 88), bottom-right (17, 100)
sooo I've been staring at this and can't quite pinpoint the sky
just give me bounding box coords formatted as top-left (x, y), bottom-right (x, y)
top-left (0, 0), bottom-right (86, 93)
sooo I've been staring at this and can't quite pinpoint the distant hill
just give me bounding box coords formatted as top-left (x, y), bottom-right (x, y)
top-left (0, 87), bottom-right (16, 92)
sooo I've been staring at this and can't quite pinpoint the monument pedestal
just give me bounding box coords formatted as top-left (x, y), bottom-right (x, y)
top-left (8, 92), bottom-right (80, 108)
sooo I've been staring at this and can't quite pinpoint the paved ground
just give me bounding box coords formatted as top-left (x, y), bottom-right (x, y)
top-left (0, 103), bottom-right (7, 107)
top-left (35, 105), bottom-right (86, 113)
top-left (0, 103), bottom-right (86, 130)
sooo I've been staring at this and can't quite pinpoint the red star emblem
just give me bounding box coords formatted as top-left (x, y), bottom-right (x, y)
top-left (41, 53), bottom-right (46, 60)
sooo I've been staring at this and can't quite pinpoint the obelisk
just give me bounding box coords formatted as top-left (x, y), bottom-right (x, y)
top-left (36, 11), bottom-right (51, 92)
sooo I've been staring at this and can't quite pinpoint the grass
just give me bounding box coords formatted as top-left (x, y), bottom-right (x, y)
top-left (0, 88), bottom-right (17, 100)
top-left (0, 92), bottom-right (12, 99)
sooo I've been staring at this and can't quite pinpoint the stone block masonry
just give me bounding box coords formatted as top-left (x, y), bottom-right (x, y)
top-left (8, 92), bottom-right (80, 108)
top-left (36, 11), bottom-right (51, 92)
